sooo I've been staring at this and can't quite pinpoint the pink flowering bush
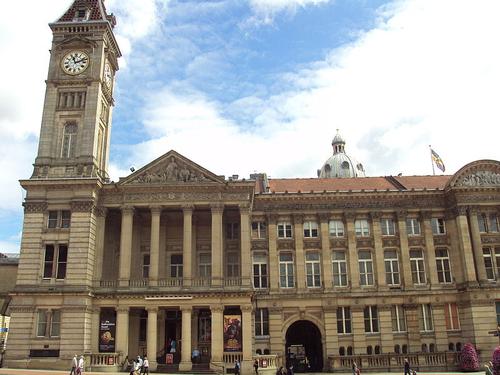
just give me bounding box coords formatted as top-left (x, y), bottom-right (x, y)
top-left (460, 343), bottom-right (479, 371)
top-left (492, 346), bottom-right (500, 375)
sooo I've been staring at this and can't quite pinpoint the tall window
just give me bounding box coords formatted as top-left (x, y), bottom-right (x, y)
top-left (435, 248), bottom-right (452, 283)
top-left (61, 123), bottom-right (77, 158)
top-left (355, 219), bottom-right (370, 237)
top-left (47, 210), bottom-right (71, 229)
top-left (277, 222), bottom-right (293, 239)
top-left (478, 213), bottom-right (499, 233)
top-left (419, 304), bottom-right (434, 332)
top-left (496, 302), bottom-right (500, 325)
top-left (226, 252), bottom-right (239, 277)
top-left (364, 306), bottom-right (379, 333)
top-left (329, 220), bottom-right (345, 237)
top-left (410, 249), bottom-right (426, 284)
top-left (255, 308), bottom-right (269, 336)
top-left (337, 307), bottom-right (352, 334)
top-left (332, 251), bottom-right (348, 287)
top-left (444, 303), bottom-right (460, 330)
top-left (483, 247), bottom-right (500, 280)
top-left (37, 310), bottom-right (60, 337)
top-left (171, 254), bottom-right (183, 278)
top-left (384, 249), bottom-right (400, 285)
top-left (43, 244), bottom-right (68, 279)
top-left (381, 218), bottom-right (396, 236)
top-left (391, 305), bottom-right (406, 332)
top-left (358, 250), bottom-right (374, 286)
top-left (431, 218), bottom-right (446, 235)
top-left (303, 221), bottom-right (319, 238)
top-left (142, 254), bottom-right (150, 278)
top-left (279, 253), bottom-right (294, 288)
top-left (198, 254), bottom-right (211, 278)
top-left (406, 218), bottom-right (421, 235)
top-left (305, 252), bottom-right (321, 288)
top-left (253, 254), bottom-right (268, 289)
top-left (252, 222), bottom-right (267, 239)
top-left (226, 223), bottom-right (239, 240)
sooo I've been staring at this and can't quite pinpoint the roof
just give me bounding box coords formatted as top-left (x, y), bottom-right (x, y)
top-left (259, 175), bottom-right (451, 193)
top-left (57, 0), bottom-right (109, 23)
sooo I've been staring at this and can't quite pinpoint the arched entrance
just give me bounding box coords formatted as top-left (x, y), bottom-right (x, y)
top-left (285, 320), bottom-right (323, 372)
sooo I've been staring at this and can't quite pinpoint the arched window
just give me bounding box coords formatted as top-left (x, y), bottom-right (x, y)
top-left (448, 343), bottom-right (455, 352)
top-left (402, 345), bottom-right (408, 354)
top-left (421, 344), bottom-right (428, 353)
top-left (256, 349), bottom-right (262, 355)
top-left (394, 345), bottom-right (401, 354)
top-left (263, 349), bottom-right (270, 355)
top-left (456, 343), bottom-right (462, 352)
top-left (367, 345), bottom-right (373, 355)
top-left (61, 123), bottom-right (77, 158)
top-left (375, 345), bottom-right (381, 354)
top-left (347, 346), bottom-right (353, 355)
top-left (339, 347), bottom-right (345, 356)
top-left (429, 343), bottom-right (436, 353)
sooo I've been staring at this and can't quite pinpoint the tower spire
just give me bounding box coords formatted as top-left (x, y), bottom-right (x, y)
top-left (55, 0), bottom-right (115, 26)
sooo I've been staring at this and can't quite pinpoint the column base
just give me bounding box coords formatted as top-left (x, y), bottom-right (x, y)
top-left (148, 360), bottom-right (158, 371)
top-left (179, 361), bottom-right (193, 372)
top-left (241, 360), bottom-right (253, 375)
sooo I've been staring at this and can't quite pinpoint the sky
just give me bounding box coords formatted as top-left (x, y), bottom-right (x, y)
top-left (0, 0), bottom-right (499, 253)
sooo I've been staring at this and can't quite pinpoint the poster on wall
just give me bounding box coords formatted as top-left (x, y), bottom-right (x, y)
top-left (223, 315), bottom-right (242, 352)
top-left (99, 313), bottom-right (116, 353)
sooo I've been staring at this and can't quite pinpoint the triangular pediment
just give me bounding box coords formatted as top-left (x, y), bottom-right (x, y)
top-left (118, 150), bottom-right (226, 185)
top-left (54, 36), bottom-right (97, 50)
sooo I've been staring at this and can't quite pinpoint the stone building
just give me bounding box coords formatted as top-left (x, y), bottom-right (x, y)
top-left (5, 0), bottom-right (500, 372)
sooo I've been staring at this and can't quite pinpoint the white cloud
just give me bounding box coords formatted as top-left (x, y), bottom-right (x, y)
top-left (245, 0), bottom-right (331, 26)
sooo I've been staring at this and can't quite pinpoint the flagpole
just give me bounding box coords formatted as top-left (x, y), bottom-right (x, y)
top-left (429, 145), bottom-right (435, 175)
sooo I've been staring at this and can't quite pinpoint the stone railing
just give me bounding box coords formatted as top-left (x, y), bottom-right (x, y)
top-left (88, 352), bottom-right (122, 371)
top-left (254, 354), bottom-right (281, 369)
top-left (129, 279), bottom-right (149, 288)
top-left (224, 277), bottom-right (242, 287)
top-left (223, 352), bottom-right (243, 364)
top-left (158, 278), bottom-right (183, 287)
top-left (192, 277), bottom-right (212, 287)
top-left (328, 352), bottom-right (458, 372)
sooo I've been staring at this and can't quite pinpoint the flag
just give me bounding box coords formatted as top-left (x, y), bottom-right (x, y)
top-left (431, 149), bottom-right (446, 172)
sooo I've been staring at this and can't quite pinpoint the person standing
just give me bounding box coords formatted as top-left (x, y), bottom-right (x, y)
top-left (141, 355), bottom-right (149, 375)
top-left (404, 359), bottom-right (410, 375)
top-left (137, 355), bottom-right (143, 373)
top-left (234, 360), bottom-right (240, 375)
top-left (288, 365), bottom-right (294, 375)
top-left (77, 355), bottom-right (84, 375)
top-left (253, 359), bottom-right (259, 375)
top-left (352, 362), bottom-right (358, 375)
top-left (170, 339), bottom-right (177, 353)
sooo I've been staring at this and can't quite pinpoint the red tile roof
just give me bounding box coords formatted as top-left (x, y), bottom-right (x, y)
top-left (57, 0), bottom-right (108, 22)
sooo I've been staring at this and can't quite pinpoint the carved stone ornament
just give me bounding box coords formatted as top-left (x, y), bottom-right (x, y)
top-left (251, 241), bottom-right (268, 250)
top-left (304, 240), bottom-right (321, 249)
top-left (71, 200), bottom-right (96, 212)
top-left (382, 238), bottom-right (400, 247)
top-left (433, 236), bottom-right (449, 245)
top-left (23, 202), bottom-right (47, 213)
top-left (277, 239), bottom-right (295, 250)
top-left (129, 156), bottom-right (211, 184)
top-left (457, 171), bottom-right (500, 187)
top-left (408, 238), bottom-right (424, 247)
top-left (330, 239), bottom-right (347, 248)
top-left (481, 235), bottom-right (500, 244)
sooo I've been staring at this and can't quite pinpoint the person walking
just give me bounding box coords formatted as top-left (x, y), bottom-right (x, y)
top-left (69, 354), bottom-right (78, 375)
top-left (288, 365), bottom-right (294, 375)
top-left (141, 355), bottom-right (149, 375)
top-left (76, 355), bottom-right (84, 375)
top-left (253, 359), bottom-right (259, 375)
top-left (234, 360), bottom-right (240, 375)
top-left (404, 359), bottom-right (410, 375)
top-left (352, 362), bottom-right (358, 375)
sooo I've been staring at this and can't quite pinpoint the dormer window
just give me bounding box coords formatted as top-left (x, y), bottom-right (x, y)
top-left (74, 8), bottom-right (90, 21)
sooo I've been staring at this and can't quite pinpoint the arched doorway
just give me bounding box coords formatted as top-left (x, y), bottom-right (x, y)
top-left (285, 320), bottom-right (323, 372)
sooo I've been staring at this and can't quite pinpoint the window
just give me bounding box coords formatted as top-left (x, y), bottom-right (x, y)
top-left (37, 310), bottom-right (60, 338)
top-left (303, 221), bottom-right (319, 238)
top-left (384, 249), bottom-right (400, 285)
top-left (252, 221), bottom-right (267, 239)
top-left (496, 302), bottom-right (500, 325)
top-left (483, 247), bottom-right (500, 280)
top-left (358, 250), bottom-right (374, 286)
top-left (367, 346), bottom-right (373, 355)
top-left (444, 303), bottom-right (460, 330)
top-left (305, 252), bottom-right (321, 287)
top-left (410, 249), bottom-right (426, 284)
top-left (277, 222), bottom-right (293, 239)
top-left (339, 347), bottom-right (345, 356)
top-left (394, 345), bottom-right (401, 354)
top-left (431, 218), bottom-right (446, 235)
top-left (355, 219), bottom-right (370, 237)
top-left (226, 252), bottom-right (239, 277)
top-left (329, 220), bottom-right (344, 237)
top-left (198, 254), bottom-right (211, 278)
top-left (375, 345), bottom-right (381, 354)
top-left (43, 244), bottom-right (68, 279)
top-left (47, 210), bottom-right (71, 229)
top-left (279, 253), bottom-right (294, 288)
top-left (253, 254), bottom-right (268, 289)
top-left (364, 306), bottom-right (379, 333)
top-left (61, 123), bottom-right (77, 158)
top-left (419, 304), bottom-right (434, 332)
top-left (435, 248), bottom-right (452, 283)
top-left (142, 254), bottom-right (150, 278)
top-left (406, 218), bottom-right (421, 236)
top-left (332, 251), bottom-right (348, 287)
top-left (337, 307), bottom-right (351, 334)
top-left (171, 254), bottom-right (183, 278)
top-left (402, 345), bottom-right (408, 354)
top-left (391, 305), bottom-right (406, 332)
top-left (381, 218), bottom-right (396, 236)
top-left (478, 213), bottom-right (499, 233)
top-left (255, 308), bottom-right (269, 336)
top-left (226, 223), bottom-right (239, 240)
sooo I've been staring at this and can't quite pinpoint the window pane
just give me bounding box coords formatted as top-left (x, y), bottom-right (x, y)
top-left (48, 211), bottom-right (58, 228)
top-left (44, 245), bottom-right (55, 278)
top-left (50, 310), bottom-right (61, 337)
top-left (37, 310), bottom-right (47, 336)
top-left (56, 245), bottom-right (68, 279)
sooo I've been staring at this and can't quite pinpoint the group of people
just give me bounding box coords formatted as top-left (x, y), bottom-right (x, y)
top-left (129, 355), bottom-right (150, 375)
top-left (69, 354), bottom-right (85, 375)
top-left (276, 365), bottom-right (294, 375)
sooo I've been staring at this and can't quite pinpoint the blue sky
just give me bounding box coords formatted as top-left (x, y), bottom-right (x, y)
top-left (0, 0), bottom-right (499, 252)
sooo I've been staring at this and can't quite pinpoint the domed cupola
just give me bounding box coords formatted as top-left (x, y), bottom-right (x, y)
top-left (317, 130), bottom-right (366, 178)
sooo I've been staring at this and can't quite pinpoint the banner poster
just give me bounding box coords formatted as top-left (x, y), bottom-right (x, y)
top-left (99, 312), bottom-right (116, 353)
top-left (223, 314), bottom-right (242, 352)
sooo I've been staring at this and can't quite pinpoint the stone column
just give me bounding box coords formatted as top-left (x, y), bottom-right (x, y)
top-left (240, 204), bottom-right (252, 288)
top-left (119, 207), bottom-right (134, 287)
top-left (269, 307), bottom-right (284, 357)
top-left (294, 214), bottom-right (306, 291)
top-left (351, 305), bottom-right (366, 354)
top-left (405, 304), bottom-right (421, 353)
top-left (323, 307), bottom-right (339, 363)
top-left (433, 303), bottom-right (447, 351)
top-left (179, 306), bottom-right (193, 371)
top-left (183, 205), bottom-right (193, 287)
top-left (468, 207), bottom-right (488, 283)
top-left (211, 204), bottom-right (224, 287)
top-left (150, 206), bottom-right (162, 286)
top-left (116, 306), bottom-right (130, 357)
top-left (267, 214), bottom-right (279, 292)
top-left (320, 214), bottom-right (333, 289)
top-left (397, 212), bottom-right (413, 288)
top-left (454, 207), bottom-right (478, 284)
top-left (378, 306), bottom-right (394, 353)
top-left (241, 305), bottom-right (253, 374)
top-left (147, 307), bottom-right (158, 371)
top-left (345, 213), bottom-right (360, 289)
top-left (210, 305), bottom-right (224, 364)
top-left (91, 307), bottom-right (100, 353)
top-left (94, 208), bottom-right (107, 281)
top-left (421, 212), bottom-right (439, 286)
top-left (371, 212), bottom-right (386, 288)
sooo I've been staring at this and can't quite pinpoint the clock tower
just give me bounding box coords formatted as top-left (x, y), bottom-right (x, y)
top-left (33, 0), bottom-right (121, 180)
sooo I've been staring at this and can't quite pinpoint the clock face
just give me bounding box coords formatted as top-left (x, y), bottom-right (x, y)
top-left (61, 51), bottom-right (89, 75)
top-left (104, 63), bottom-right (113, 87)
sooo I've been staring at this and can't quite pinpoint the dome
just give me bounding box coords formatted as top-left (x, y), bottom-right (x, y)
top-left (317, 131), bottom-right (366, 178)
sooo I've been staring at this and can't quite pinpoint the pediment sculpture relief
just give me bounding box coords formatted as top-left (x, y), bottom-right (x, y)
top-left (456, 171), bottom-right (500, 187)
top-left (130, 156), bottom-right (210, 184)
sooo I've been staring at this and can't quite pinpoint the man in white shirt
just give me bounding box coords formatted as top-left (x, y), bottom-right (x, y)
top-left (137, 356), bottom-right (143, 374)
top-left (141, 355), bottom-right (150, 375)
top-left (69, 354), bottom-right (78, 375)
top-left (77, 355), bottom-right (84, 375)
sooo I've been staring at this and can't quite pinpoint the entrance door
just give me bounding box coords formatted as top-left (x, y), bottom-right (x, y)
top-left (285, 320), bottom-right (323, 372)
top-left (165, 310), bottom-right (181, 364)
top-left (197, 310), bottom-right (211, 363)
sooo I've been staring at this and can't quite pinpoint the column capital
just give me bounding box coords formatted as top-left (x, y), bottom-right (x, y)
top-left (266, 213), bottom-right (278, 224)
top-left (96, 206), bottom-right (108, 217)
top-left (467, 206), bottom-right (480, 215)
top-left (396, 210), bottom-right (408, 220)
top-left (241, 305), bottom-right (253, 312)
top-left (180, 306), bottom-right (193, 313)
top-left (420, 210), bottom-right (433, 220)
top-left (344, 211), bottom-right (356, 221)
top-left (121, 206), bottom-right (135, 215)
top-left (318, 212), bottom-right (330, 223)
top-left (150, 205), bottom-right (163, 215)
top-left (210, 305), bottom-right (224, 313)
top-left (369, 211), bottom-right (382, 220)
top-left (116, 306), bottom-right (130, 313)
top-left (182, 204), bottom-right (194, 213)
top-left (146, 306), bottom-right (159, 314)
top-left (293, 213), bottom-right (303, 224)
top-left (211, 203), bottom-right (224, 214)
top-left (239, 203), bottom-right (251, 213)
